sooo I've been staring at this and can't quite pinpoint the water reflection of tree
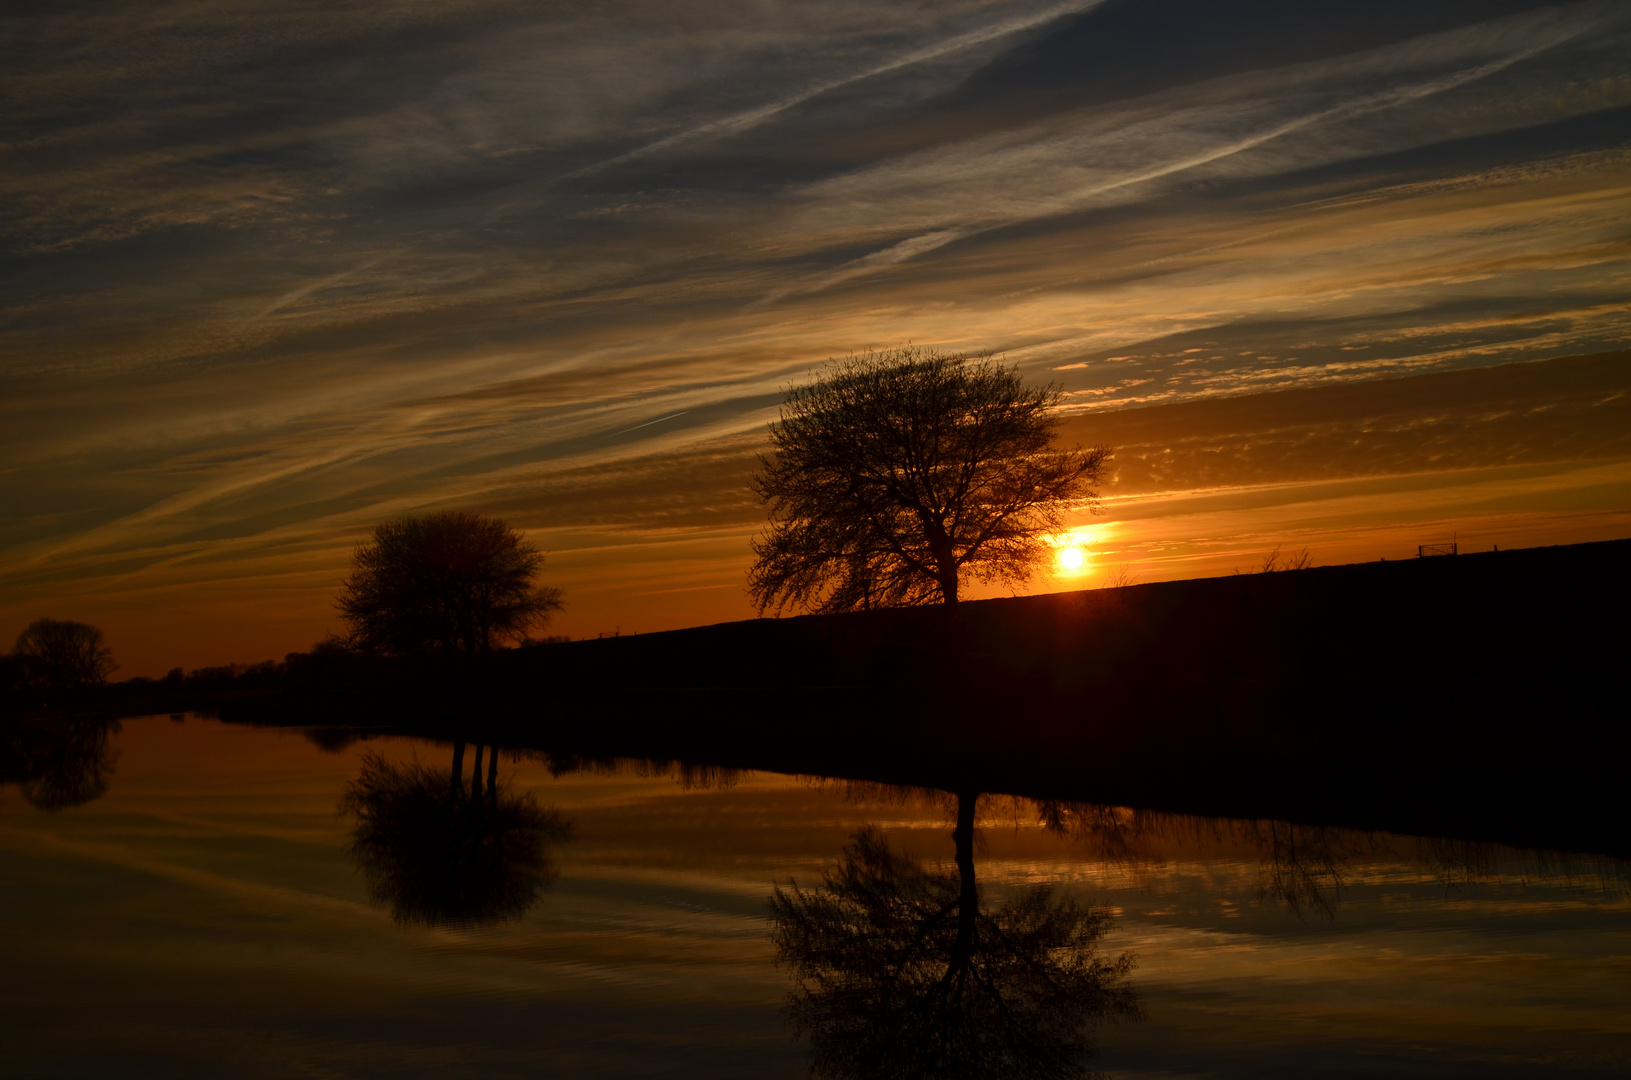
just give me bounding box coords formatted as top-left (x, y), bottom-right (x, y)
top-left (518, 748), bottom-right (742, 790)
top-left (770, 793), bottom-right (1140, 1080)
top-left (340, 744), bottom-right (571, 928)
top-left (803, 786), bottom-right (1497, 922)
top-left (1253, 821), bottom-right (1362, 919)
top-left (1029, 799), bottom-right (1371, 920)
top-left (1017, 796), bottom-right (1631, 917)
top-left (0, 717), bottom-right (120, 811)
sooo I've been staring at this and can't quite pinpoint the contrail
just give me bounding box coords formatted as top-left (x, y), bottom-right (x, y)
top-left (568, 0), bottom-right (1105, 177)
top-left (761, 21), bottom-right (1582, 306)
top-left (609, 410), bottom-right (690, 436)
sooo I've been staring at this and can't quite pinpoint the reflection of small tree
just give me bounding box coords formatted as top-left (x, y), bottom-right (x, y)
top-left (336, 511), bottom-right (563, 656)
top-left (12, 618), bottom-right (116, 690)
top-left (340, 748), bottom-right (571, 927)
top-left (1255, 821), bottom-right (1356, 920)
top-left (750, 348), bottom-right (1111, 612)
top-left (1, 717), bottom-right (121, 811)
top-left (769, 794), bottom-right (1138, 1080)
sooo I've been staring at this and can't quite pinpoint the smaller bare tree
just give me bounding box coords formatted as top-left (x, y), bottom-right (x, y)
top-left (336, 511), bottom-right (563, 656)
top-left (12, 618), bottom-right (116, 690)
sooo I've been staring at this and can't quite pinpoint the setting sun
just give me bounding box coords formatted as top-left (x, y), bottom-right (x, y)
top-left (1057, 546), bottom-right (1086, 571)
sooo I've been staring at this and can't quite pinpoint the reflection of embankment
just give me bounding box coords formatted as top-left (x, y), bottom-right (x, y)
top-left (340, 743), bottom-right (571, 928)
top-left (520, 749), bottom-right (742, 790)
top-left (770, 791), bottom-right (1141, 1080)
top-left (0, 716), bottom-right (121, 811)
top-left (805, 782), bottom-right (1631, 921)
top-left (1024, 799), bottom-right (1631, 917)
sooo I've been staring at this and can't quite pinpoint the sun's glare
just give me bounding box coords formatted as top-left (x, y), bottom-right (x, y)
top-left (1057, 546), bottom-right (1085, 571)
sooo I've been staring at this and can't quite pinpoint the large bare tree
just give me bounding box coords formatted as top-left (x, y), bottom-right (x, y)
top-left (336, 511), bottom-right (563, 655)
top-left (750, 348), bottom-right (1110, 613)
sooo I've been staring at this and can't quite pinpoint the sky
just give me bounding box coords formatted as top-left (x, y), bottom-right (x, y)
top-left (3, 0), bottom-right (1630, 675)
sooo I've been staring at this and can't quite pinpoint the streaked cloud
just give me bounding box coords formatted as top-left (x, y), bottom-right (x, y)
top-left (2, 0), bottom-right (1628, 670)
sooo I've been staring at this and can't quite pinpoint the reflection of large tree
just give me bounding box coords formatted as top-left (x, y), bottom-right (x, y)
top-left (770, 793), bottom-right (1139, 1080)
top-left (0, 717), bottom-right (120, 811)
top-left (340, 744), bottom-right (570, 927)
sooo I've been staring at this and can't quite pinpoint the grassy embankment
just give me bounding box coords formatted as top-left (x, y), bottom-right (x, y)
top-left (30, 538), bottom-right (1629, 855)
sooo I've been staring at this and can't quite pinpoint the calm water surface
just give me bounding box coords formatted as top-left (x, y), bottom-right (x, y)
top-left (2, 714), bottom-right (1628, 1078)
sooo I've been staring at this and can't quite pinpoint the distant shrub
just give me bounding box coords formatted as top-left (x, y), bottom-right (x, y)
top-left (1234, 546), bottom-right (1314, 576)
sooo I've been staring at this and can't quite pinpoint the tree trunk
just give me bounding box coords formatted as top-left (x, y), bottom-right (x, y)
top-left (487, 745), bottom-right (499, 807)
top-left (933, 545), bottom-right (959, 604)
top-left (920, 516), bottom-right (959, 604)
top-left (451, 741), bottom-right (466, 797)
top-left (951, 791), bottom-right (978, 964)
top-left (470, 743), bottom-right (485, 803)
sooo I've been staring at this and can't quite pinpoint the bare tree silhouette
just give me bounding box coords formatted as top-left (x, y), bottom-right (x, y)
top-left (769, 792), bottom-right (1139, 1079)
top-left (750, 348), bottom-right (1111, 612)
top-left (336, 511), bottom-right (563, 656)
top-left (11, 618), bottom-right (116, 690)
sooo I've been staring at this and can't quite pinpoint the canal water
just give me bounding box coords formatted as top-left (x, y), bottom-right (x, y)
top-left (2, 714), bottom-right (1627, 1078)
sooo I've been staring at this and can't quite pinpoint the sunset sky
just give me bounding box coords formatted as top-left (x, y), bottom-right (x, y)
top-left (4, 0), bottom-right (1630, 676)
